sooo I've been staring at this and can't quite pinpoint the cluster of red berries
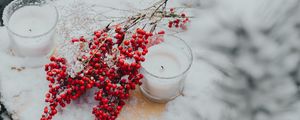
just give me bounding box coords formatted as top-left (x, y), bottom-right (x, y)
top-left (41, 26), bottom-right (164, 120)
top-left (168, 8), bottom-right (190, 30)
top-left (42, 56), bottom-right (96, 120)
top-left (40, 2), bottom-right (191, 119)
top-left (91, 27), bottom-right (150, 120)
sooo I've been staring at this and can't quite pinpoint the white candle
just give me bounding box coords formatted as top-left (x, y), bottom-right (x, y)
top-left (6, 5), bottom-right (57, 57)
top-left (140, 42), bottom-right (191, 102)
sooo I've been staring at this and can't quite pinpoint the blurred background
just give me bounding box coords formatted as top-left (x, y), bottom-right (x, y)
top-left (187, 0), bottom-right (300, 120)
top-left (1, 0), bottom-right (300, 120)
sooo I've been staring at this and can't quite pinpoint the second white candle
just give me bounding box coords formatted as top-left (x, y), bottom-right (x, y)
top-left (141, 42), bottom-right (190, 101)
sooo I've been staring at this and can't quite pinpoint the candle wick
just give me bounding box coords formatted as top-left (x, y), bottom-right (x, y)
top-left (160, 66), bottom-right (164, 70)
top-left (29, 29), bottom-right (32, 32)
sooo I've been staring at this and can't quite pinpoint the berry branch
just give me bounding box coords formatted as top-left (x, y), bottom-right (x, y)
top-left (41, 0), bottom-right (190, 120)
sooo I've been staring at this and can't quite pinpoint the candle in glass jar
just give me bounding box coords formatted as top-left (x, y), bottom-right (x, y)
top-left (140, 42), bottom-right (191, 103)
top-left (5, 4), bottom-right (58, 57)
top-left (9, 6), bottom-right (56, 36)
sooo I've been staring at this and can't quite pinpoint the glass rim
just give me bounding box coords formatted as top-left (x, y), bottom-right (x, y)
top-left (3, 2), bottom-right (58, 38)
top-left (141, 36), bottom-right (193, 79)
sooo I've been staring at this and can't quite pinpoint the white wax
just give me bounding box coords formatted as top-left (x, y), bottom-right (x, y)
top-left (142, 43), bottom-right (189, 77)
top-left (141, 43), bottom-right (190, 100)
top-left (7, 5), bottom-right (57, 57)
top-left (8, 5), bottom-right (56, 36)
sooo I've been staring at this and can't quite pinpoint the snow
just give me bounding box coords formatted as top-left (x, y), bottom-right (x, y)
top-left (0, 26), bottom-right (225, 120)
top-left (0, 0), bottom-right (226, 120)
top-left (1, 0), bottom-right (300, 120)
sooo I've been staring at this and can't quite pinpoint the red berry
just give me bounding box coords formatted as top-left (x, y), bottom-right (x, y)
top-left (95, 32), bottom-right (101, 38)
top-left (44, 107), bottom-right (48, 113)
top-left (71, 38), bottom-right (79, 43)
top-left (124, 40), bottom-right (130, 46)
top-left (158, 30), bottom-right (165, 34)
top-left (170, 8), bottom-right (174, 12)
top-left (50, 56), bottom-right (56, 61)
top-left (181, 13), bottom-right (186, 18)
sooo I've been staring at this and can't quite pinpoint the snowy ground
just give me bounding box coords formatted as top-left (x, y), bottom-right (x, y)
top-left (0, 0), bottom-right (226, 120)
top-left (1, 0), bottom-right (300, 120)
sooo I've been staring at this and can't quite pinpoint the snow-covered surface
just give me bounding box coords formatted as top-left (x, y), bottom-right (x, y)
top-left (0, 0), bottom-right (226, 120)
top-left (0, 26), bottom-right (225, 120)
top-left (1, 0), bottom-right (300, 120)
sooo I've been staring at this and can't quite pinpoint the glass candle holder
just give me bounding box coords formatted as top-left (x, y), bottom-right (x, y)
top-left (140, 36), bottom-right (193, 103)
top-left (3, 0), bottom-right (58, 59)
